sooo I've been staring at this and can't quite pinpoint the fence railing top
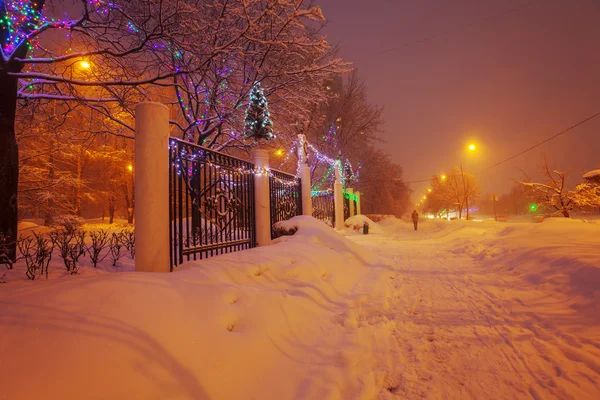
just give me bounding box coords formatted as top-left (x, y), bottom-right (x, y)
top-left (169, 137), bottom-right (254, 166)
top-left (268, 167), bottom-right (298, 180)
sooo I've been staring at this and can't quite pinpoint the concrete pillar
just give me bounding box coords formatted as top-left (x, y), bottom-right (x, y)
top-left (296, 134), bottom-right (312, 216)
top-left (356, 191), bottom-right (361, 215)
top-left (347, 187), bottom-right (355, 216)
top-left (334, 162), bottom-right (344, 229)
top-left (135, 102), bottom-right (170, 272)
top-left (252, 149), bottom-right (271, 246)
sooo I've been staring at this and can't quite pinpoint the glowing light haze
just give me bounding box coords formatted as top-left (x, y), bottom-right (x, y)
top-left (318, 0), bottom-right (600, 196)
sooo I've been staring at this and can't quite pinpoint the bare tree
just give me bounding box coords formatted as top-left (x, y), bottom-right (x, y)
top-left (170, 0), bottom-right (348, 151)
top-left (1, 0), bottom-right (211, 259)
top-left (520, 158), bottom-right (586, 218)
top-left (425, 166), bottom-right (480, 219)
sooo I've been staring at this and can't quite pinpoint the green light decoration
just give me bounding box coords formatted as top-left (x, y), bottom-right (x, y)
top-left (313, 164), bottom-right (334, 191)
top-left (244, 81), bottom-right (274, 143)
top-left (530, 204), bottom-right (538, 211)
top-left (343, 191), bottom-right (359, 202)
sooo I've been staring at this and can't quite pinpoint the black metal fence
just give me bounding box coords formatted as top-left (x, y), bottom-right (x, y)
top-left (343, 196), bottom-right (350, 221)
top-left (169, 138), bottom-right (255, 269)
top-left (312, 191), bottom-right (335, 226)
top-left (269, 169), bottom-right (302, 239)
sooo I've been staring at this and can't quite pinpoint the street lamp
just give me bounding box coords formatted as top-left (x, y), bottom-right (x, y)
top-left (127, 164), bottom-right (133, 172)
top-left (461, 142), bottom-right (477, 220)
top-left (441, 174), bottom-right (446, 181)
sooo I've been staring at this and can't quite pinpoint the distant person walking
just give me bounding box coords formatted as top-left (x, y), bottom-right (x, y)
top-left (411, 210), bottom-right (419, 231)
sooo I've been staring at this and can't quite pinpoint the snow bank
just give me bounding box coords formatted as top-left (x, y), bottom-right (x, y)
top-left (583, 169), bottom-right (600, 179)
top-left (343, 214), bottom-right (384, 235)
top-left (0, 216), bottom-right (395, 399)
top-left (17, 221), bottom-right (39, 231)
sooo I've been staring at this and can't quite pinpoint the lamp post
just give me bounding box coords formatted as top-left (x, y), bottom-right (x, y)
top-left (460, 159), bottom-right (468, 220)
top-left (461, 143), bottom-right (476, 220)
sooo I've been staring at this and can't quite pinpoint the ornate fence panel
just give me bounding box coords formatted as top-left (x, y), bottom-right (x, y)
top-left (169, 138), bottom-right (255, 269)
top-left (311, 191), bottom-right (335, 226)
top-left (343, 196), bottom-right (350, 221)
top-left (269, 169), bottom-right (302, 239)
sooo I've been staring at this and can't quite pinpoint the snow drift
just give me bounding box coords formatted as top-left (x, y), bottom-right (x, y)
top-left (0, 216), bottom-right (396, 400)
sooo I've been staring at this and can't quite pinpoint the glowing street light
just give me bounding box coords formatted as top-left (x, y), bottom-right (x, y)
top-left (79, 60), bottom-right (91, 69)
top-left (423, 195), bottom-right (427, 200)
top-left (461, 142), bottom-right (478, 219)
top-left (274, 149), bottom-right (284, 157)
top-left (428, 188), bottom-right (432, 193)
top-left (127, 164), bottom-right (133, 172)
top-left (441, 174), bottom-right (447, 181)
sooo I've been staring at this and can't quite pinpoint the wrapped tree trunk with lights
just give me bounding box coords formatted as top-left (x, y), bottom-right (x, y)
top-left (0, 0), bottom-right (46, 260)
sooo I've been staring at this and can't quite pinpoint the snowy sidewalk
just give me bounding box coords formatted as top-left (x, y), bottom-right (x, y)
top-left (349, 218), bottom-right (600, 399)
top-left (0, 217), bottom-right (598, 399)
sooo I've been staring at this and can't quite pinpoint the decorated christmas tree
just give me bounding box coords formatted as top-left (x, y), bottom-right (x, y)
top-left (244, 81), bottom-right (274, 143)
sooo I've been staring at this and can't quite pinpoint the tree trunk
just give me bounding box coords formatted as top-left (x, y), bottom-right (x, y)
top-left (44, 146), bottom-right (55, 226)
top-left (127, 208), bottom-right (133, 224)
top-left (109, 203), bottom-right (115, 224)
top-left (75, 149), bottom-right (83, 216)
top-left (0, 71), bottom-right (19, 261)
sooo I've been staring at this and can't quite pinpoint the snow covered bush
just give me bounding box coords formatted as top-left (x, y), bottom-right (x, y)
top-left (51, 215), bottom-right (85, 234)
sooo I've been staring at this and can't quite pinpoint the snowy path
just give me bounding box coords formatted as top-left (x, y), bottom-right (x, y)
top-left (350, 224), bottom-right (600, 399)
top-left (2, 217), bottom-right (599, 399)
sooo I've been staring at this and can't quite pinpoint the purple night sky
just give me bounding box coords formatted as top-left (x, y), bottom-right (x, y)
top-left (317, 0), bottom-right (600, 198)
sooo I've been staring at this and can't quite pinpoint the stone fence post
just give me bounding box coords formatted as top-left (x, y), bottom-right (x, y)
top-left (135, 102), bottom-right (170, 272)
top-left (334, 162), bottom-right (344, 229)
top-left (296, 134), bottom-right (312, 216)
top-left (252, 149), bottom-right (271, 246)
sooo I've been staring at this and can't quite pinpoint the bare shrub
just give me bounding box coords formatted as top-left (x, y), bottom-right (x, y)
top-left (51, 230), bottom-right (87, 274)
top-left (88, 230), bottom-right (111, 268)
top-left (121, 229), bottom-right (135, 259)
top-left (51, 215), bottom-right (85, 234)
top-left (110, 233), bottom-right (124, 267)
top-left (0, 232), bottom-right (15, 270)
top-left (17, 236), bottom-right (37, 280)
top-left (32, 232), bottom-right (54, 279)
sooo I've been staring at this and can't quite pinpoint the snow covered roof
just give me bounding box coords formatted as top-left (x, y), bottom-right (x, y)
top-left (583, 169), bottom-right (600, 179)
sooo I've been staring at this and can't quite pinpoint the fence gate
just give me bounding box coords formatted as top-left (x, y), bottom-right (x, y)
top-left (269, 169), bottom-right (302, 239)
top-left (312, 191), bottom-right (335, 226)
top-left (169, 138), bottom-right (255, 269)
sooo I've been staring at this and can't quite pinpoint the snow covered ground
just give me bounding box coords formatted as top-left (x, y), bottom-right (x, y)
top-left (1, 216), bottom-right (599, 399)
